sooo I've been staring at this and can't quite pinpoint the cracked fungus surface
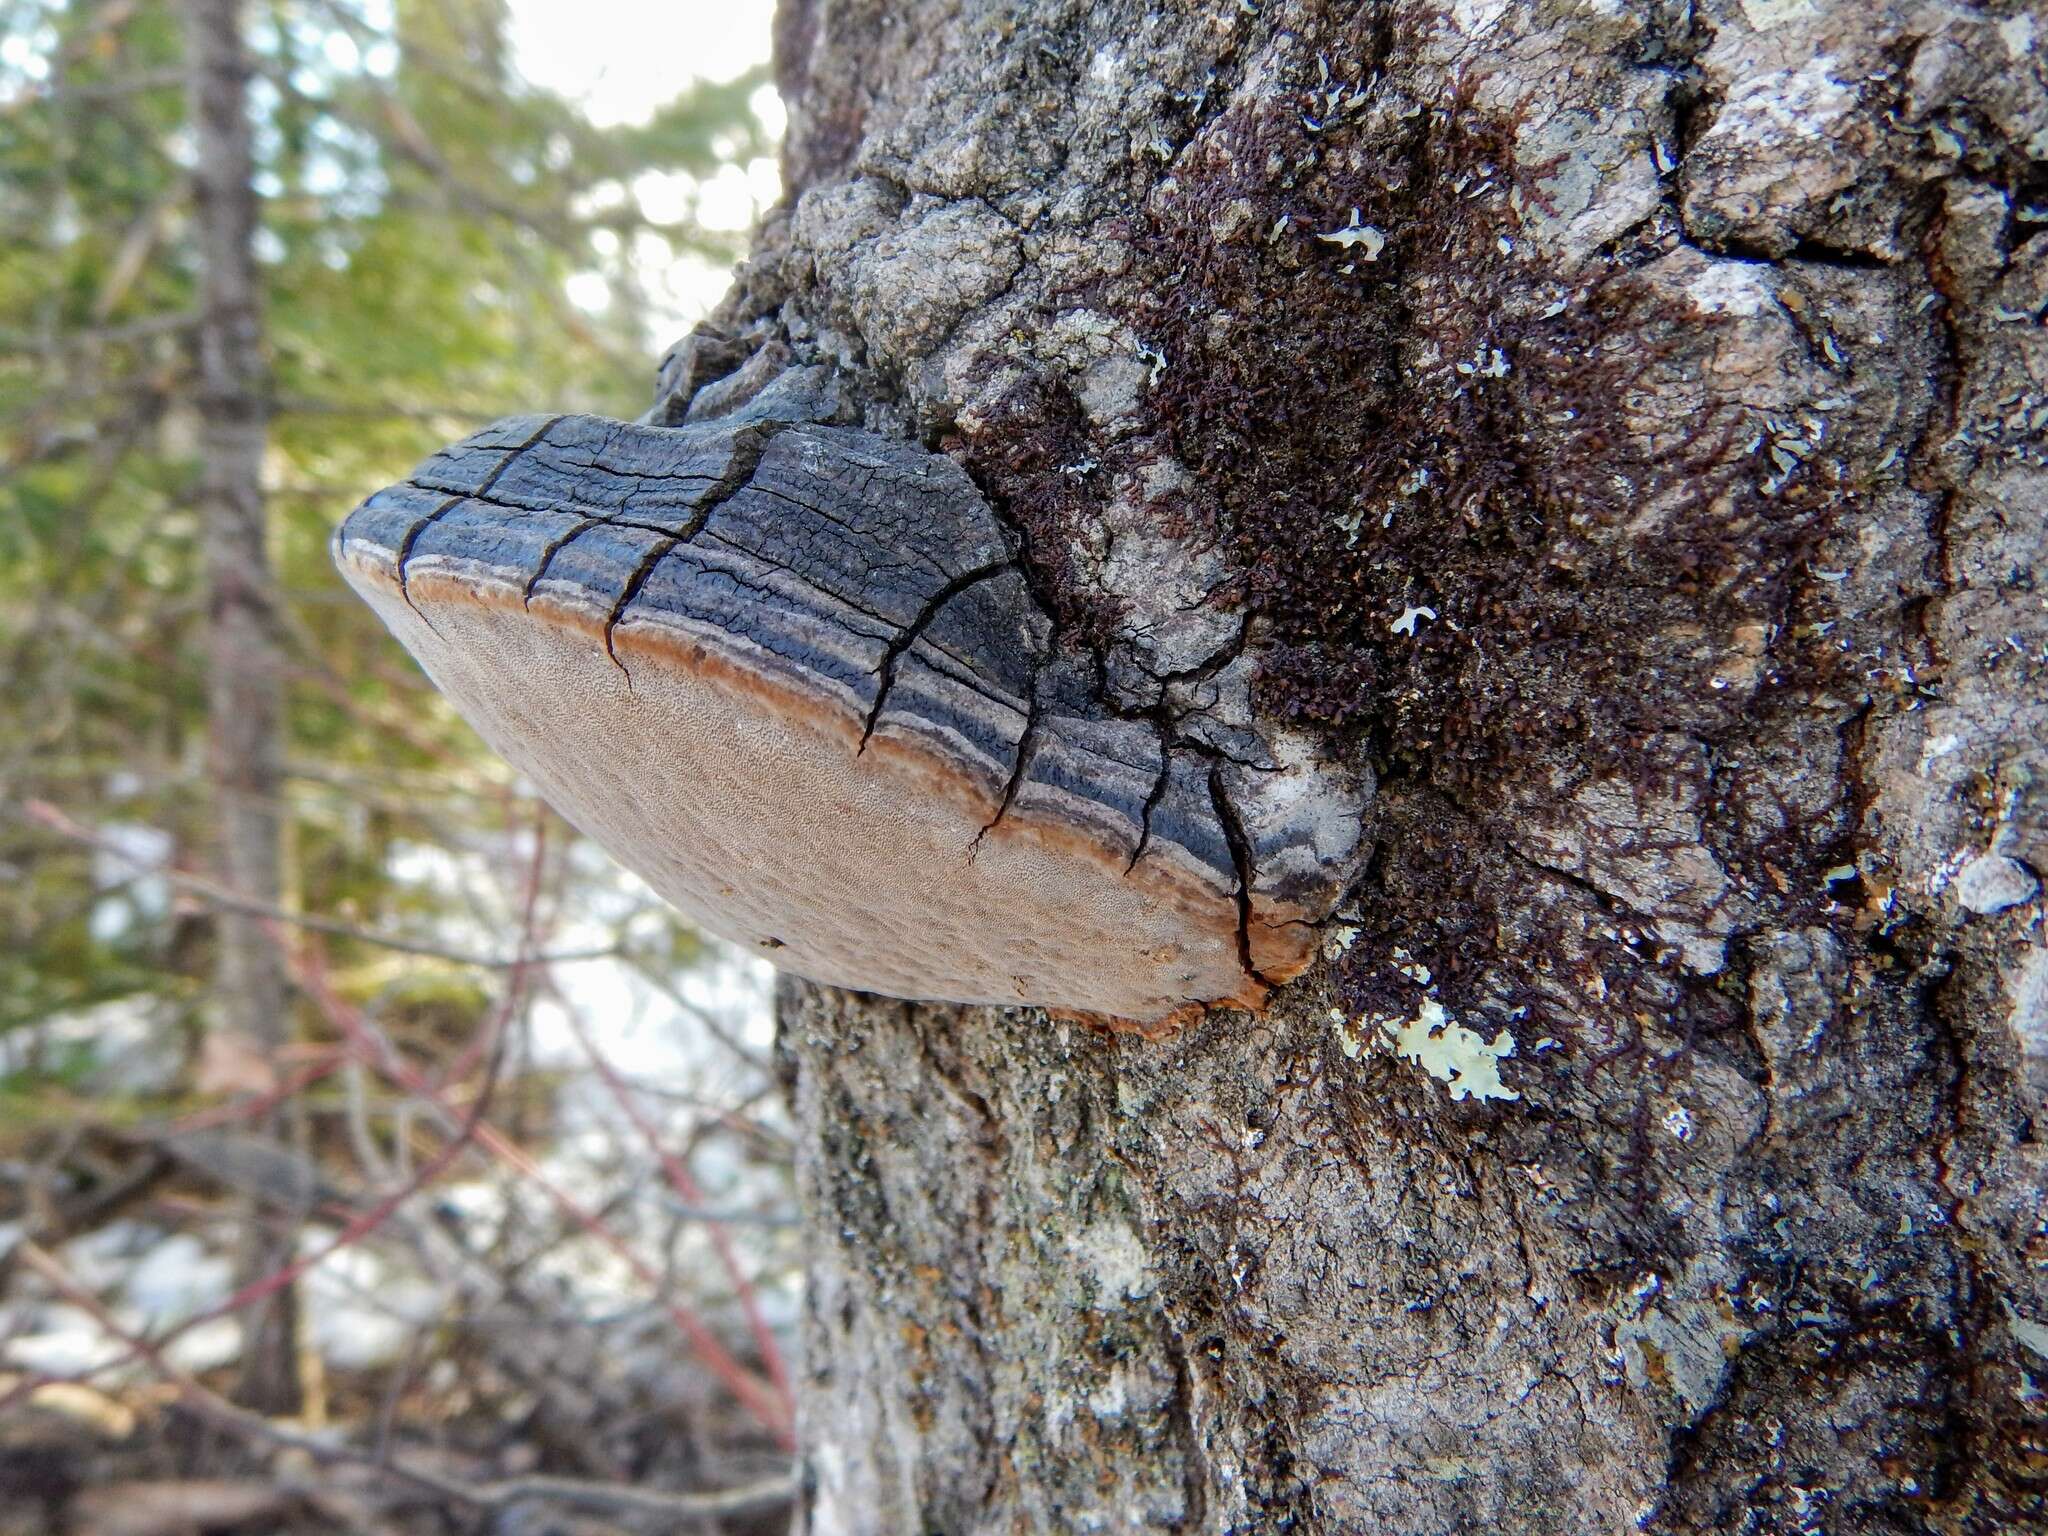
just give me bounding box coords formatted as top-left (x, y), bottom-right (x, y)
top-left (334, 411), bottom-right (1364, 1025)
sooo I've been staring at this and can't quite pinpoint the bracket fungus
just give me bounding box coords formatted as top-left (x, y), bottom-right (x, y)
top-left (333, 387), bottom-right (1368, 1027)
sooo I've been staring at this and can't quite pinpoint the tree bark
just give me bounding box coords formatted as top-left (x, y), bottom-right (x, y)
top-left (184, 0), bottom-right (298, 1415)
top-left (659, 1), bottom-right (2048, 1529)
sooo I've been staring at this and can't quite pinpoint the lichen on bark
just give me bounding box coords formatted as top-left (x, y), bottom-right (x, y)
top-left (661, 1), bottom-right (2048, 1530)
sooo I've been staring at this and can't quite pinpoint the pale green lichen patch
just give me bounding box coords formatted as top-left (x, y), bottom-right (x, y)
top-left (2004, 1298), bottom-right (2048, 1361)
top-left (1382, 998), bottom-right (1519, 1102)
top-left (1315, 207), bottom-right (1385, 259)
top-left (1074, 1217), bottom-right (1154, 1306)
top-left (1332, 997), bottom-right (1520, 1101)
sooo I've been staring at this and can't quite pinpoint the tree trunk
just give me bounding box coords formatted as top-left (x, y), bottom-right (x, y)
top-left (184, 0), bottom-right (299, 1416)
top-left (658, 1), bottom-right (2047, 1529)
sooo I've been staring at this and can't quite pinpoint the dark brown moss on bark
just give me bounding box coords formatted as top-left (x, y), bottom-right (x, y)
top-left (1113, 76), bottom-right (1835, 803)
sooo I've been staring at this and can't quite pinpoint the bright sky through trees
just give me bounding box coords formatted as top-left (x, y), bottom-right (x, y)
top-left (507, 0), bottom-right (781, 332)
top-left (507, 0), bottom-right (774, 126)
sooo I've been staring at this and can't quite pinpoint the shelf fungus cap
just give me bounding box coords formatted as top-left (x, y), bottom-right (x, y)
top-left (333, 410), bottom-right (1370, 1027)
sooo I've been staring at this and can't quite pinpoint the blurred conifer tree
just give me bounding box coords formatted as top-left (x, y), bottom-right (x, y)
top-left (0, 0), bottom-right (760, 1124)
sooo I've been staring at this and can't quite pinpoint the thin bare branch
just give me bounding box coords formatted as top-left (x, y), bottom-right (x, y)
top-left (554, 985), bottom-right (793, 1400)
top-left (12, 1243), bottom-right (799, 1521)
top-left (18, 800), bottom-right (617, 969)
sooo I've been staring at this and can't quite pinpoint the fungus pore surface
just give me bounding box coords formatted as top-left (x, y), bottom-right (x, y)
top-left (334, 399), bottom-right (1366, 1025)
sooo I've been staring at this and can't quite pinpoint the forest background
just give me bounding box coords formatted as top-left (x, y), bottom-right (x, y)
top-left (0, 0), bottom-right (804, 1529)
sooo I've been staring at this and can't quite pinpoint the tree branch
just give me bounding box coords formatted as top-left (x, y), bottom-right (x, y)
top-left (18, 799), bottom-right (617, 969)
top-left (12, 1242), bottom-right (799, 1521)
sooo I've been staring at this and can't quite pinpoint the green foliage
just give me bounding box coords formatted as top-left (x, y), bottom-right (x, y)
top-left (0, 0), bottom-right (760, 1068)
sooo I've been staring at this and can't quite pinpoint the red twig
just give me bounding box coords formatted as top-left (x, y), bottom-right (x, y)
top-left (14, 799), bottom-right (797, 1448)
top-left (289, 929), bottom-right (796, 1446)
top-left (0, 880), bottom-right (532, 1417)
top-left (17, 799), bottom-right (604, 968)
top-left (27, 1031), bottom-right (508, 1402)
top-left (165, 1047), bottom-right (347, 1134)
top-left (12, 1241), bottom-right (798, 1520)
top-left (552, 983), bottom-right (792, 1403)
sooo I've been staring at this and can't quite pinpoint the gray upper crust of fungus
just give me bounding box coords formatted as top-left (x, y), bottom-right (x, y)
top-left (334, 382), bottom-right (1370, 1026)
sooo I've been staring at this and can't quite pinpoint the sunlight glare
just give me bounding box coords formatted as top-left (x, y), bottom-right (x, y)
top-left (507, 0), bottom-right (777, 127)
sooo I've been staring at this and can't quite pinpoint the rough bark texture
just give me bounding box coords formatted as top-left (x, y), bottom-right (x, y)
top-left (650, 1), bottom-right (2048, 1530)
top-left (183, 0), bottom-right (298, 1416)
